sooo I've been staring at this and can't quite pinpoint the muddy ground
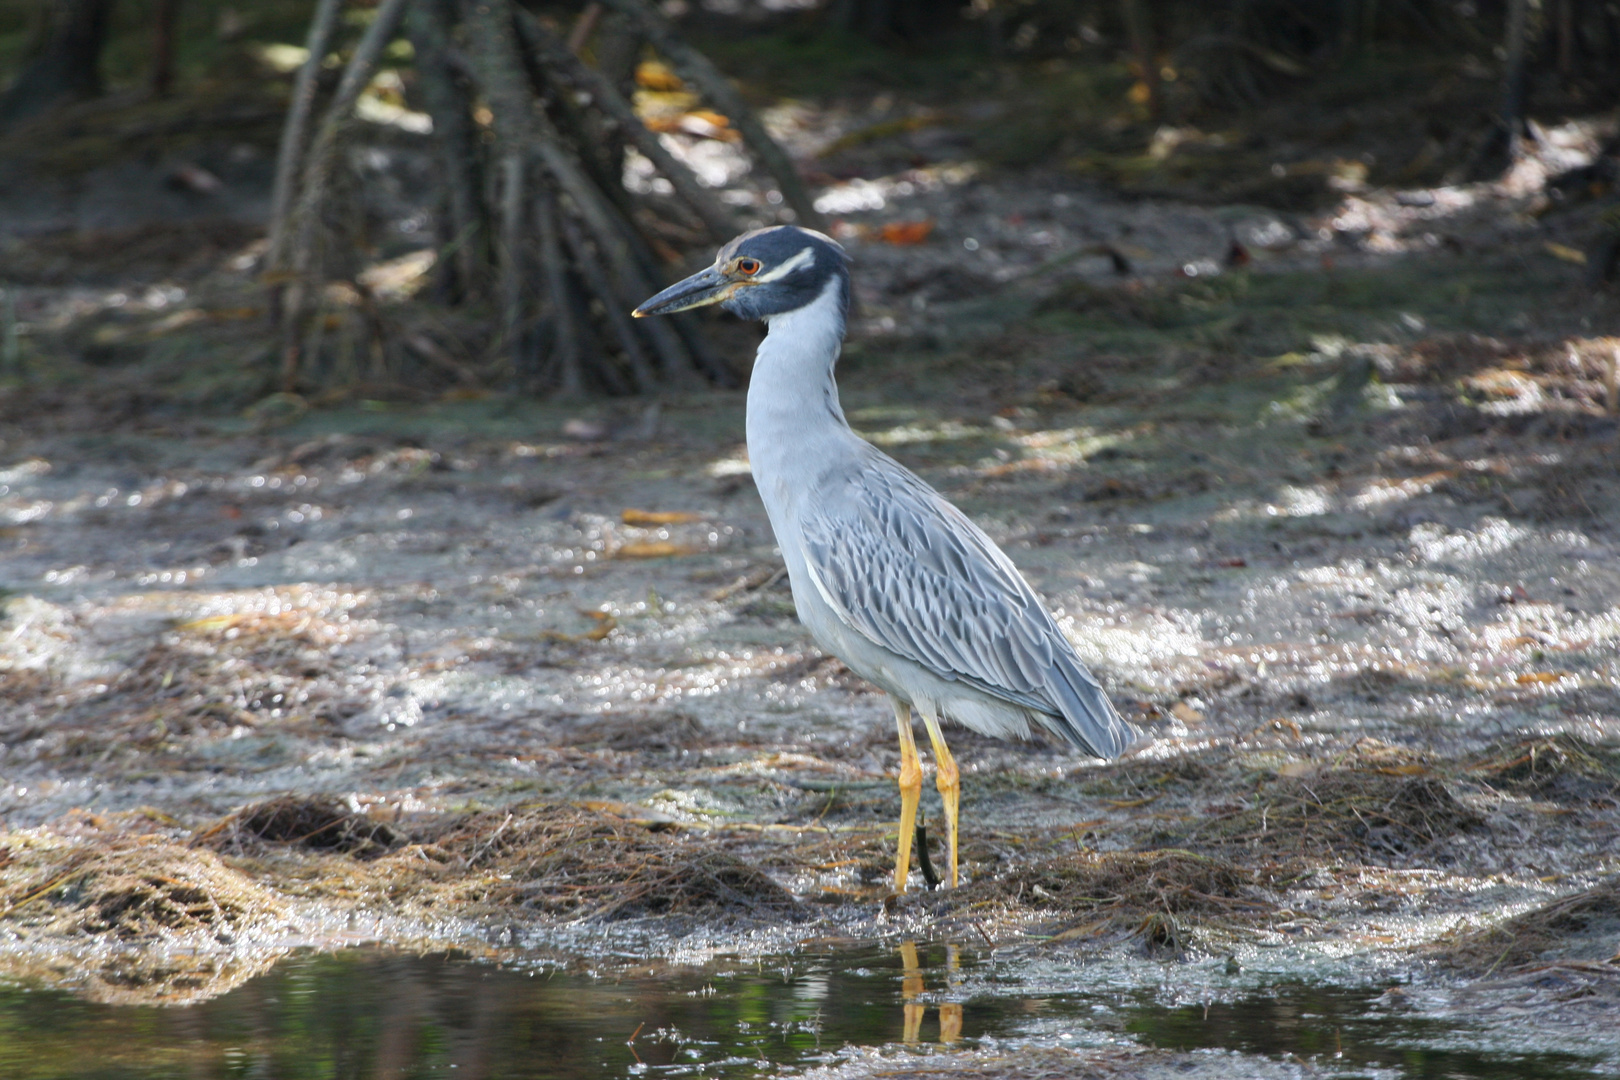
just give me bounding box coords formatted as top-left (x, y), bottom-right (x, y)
top-left (2, 55), bottom-right (1620, 1075)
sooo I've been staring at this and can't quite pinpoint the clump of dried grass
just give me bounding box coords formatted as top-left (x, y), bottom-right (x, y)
top-left (423, 802), bottom-right (802, 922)
top-left (957, 848), bottom-right (1270, 952)
top-left (195, 796), bottom-right (406, 859)
top-left (1430, 881), bottom-right (1620, 975)
top-left (1, 839), bottom-right (286, 943)
top-left (1077, 754), bottom-right (1217, 799)
top-left (1183, 757), bottom-right (1483, 861)
top-left (1473, 734), bottom-right (1620, 803)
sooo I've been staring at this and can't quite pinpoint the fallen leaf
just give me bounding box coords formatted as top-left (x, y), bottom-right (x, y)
top-left (635, 60), bottom-right (683, 91)
top-left (685, 108), bottom-right (731, 130)
top-left (622, 509), bottom-right (702, 525)
top-left (878, 220), bottom-right (935, 245)
top-left (616, 542), bottom-right (698, 559)
top-left (1516, 671), bottom-right (1569, 685)
top-left (540, 610), bottom-right (617, 643)
top-left (1544, 241), bottom-right (1588, 265)
top-left (1169, 701), bottom-right (1204, 724)
top-left (176, 614), bottom-right (243, 633)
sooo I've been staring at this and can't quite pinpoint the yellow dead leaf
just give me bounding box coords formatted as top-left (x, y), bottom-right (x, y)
top-left (616, 542), bottom-right (698, 559)
top-left (622, 509), bottom-right (702, 525)
top-left (1169, 701), bottom-right (1204, 725)
top-left (580, 611), bottom-right (616, 640)
top-left (1516, 671), bottom-right (1569, 685)
top-left (176, 614), bottom-right (244, 633)
top-left (1544, 242), bottom-right (1587, 265)
top-left (635, 60), bottom-right (684, 91)
top-left (686, 108), bottom-right (730, 130)
top-left (539, 611), bottom-right (617, 643)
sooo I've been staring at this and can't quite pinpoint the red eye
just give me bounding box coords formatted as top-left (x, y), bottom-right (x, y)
top-left (736, 258), bottom-right (761, 276)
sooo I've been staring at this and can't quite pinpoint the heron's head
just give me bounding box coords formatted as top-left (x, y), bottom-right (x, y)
top-left (632, 226), bottom-right (848, 322)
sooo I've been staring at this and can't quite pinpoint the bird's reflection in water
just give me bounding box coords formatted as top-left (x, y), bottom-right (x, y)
top-left (898, 942), bottom-right (964, 1045)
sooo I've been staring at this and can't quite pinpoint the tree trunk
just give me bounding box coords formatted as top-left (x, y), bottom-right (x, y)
top-left (268, 0), bottom-right (757, 397)
top-left (597, 0), bottom-right (825, 230)
top-left (150, 0), bottom-right (182, 97)
top-left (266, 0), bottom-right (346, 277)
top-left (272, 0), bottom-right (409, 387)
top-left (1502, 0), bottom-right (1530, 160)
top-left (0, 0), bottom-right (117, 133)
top-left (406, 0), bottom-right (488, 301)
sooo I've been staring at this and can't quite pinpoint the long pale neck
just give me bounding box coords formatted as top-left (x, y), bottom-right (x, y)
top-left (745, 277), bottom-right (853, 513)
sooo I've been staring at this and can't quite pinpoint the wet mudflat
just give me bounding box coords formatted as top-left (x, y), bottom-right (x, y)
top-left (4, 153), bottom-right (1620, 1076)
top-left (0, 945), bottom-right (1609, 1080)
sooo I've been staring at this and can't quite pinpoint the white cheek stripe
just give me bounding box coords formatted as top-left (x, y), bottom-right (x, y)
top-left (754, 246), bottom-right (815, 283)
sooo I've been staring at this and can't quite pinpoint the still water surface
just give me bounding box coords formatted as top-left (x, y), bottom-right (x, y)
top-left (0, 946), bottom-right (1606, 1079)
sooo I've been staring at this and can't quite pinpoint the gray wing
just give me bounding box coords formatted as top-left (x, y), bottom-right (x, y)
top-left (800, 446), bottom-right (1133, 759)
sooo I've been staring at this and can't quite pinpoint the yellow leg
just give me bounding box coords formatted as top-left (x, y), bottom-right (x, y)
top-left (893, 699), bottom-right (923, 893)
top-left (922, 713), bottom-right (960, 888)
top-left (899, 940), bottom-right (924, 1044)
top-left (939, 943), bottom-right (962, 1041)
top-left (938, 1003), bottom-right (963, 1043)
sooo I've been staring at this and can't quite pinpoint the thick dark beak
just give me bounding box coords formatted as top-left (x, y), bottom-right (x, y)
top-left (632, 265), bottom-right (735, 317)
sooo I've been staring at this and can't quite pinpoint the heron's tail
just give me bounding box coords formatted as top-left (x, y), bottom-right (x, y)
top-left (1042, 650), bottom-right (1138, 759)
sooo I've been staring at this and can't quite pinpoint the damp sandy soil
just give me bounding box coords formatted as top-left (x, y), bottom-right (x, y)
top-left (4, 160), bottom-right (1620, 1076)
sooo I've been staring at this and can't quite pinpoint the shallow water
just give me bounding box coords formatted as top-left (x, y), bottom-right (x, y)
top-left (0, 947), bottom-right (1607, 1079)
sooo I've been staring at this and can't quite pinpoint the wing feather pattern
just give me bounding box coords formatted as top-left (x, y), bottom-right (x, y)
top-left (801, 447), bottom-right (1132, 758)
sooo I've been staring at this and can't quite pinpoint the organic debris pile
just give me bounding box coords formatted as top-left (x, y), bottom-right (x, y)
top-left (419, 803), bottom-right (803, 923)
top-left (1182, 749), bottom-right (1485, 863)
top-left (955, 848), bottom-right (1270, 952)
top-left (0, 838), bottom-right (285, 944)
top-left (1432, 881), bottom-right (1620, 974)
top-left (196, 796), bottom-right (406, 859)
top-left (1472, 735), bottom-right (1620, 805)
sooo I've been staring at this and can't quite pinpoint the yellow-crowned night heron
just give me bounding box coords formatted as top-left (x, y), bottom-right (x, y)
top-left (634, 226), bottom-right (1136, 891)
